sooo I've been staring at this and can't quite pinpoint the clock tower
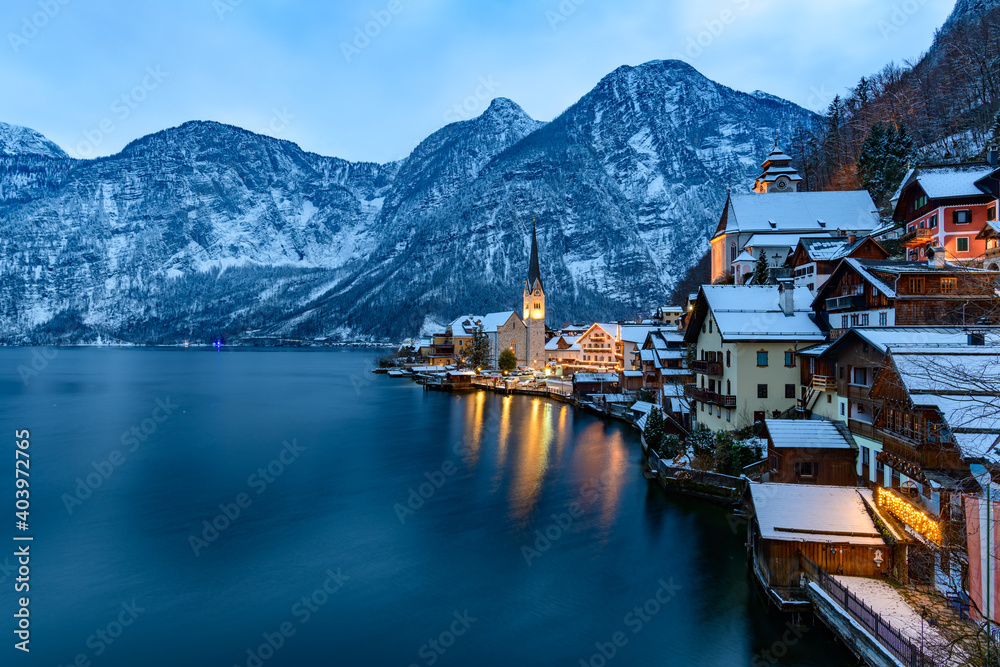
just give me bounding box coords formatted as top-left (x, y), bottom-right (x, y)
top-left (752, 136), bottom-right (802, 194)
top-left (522, 222), bottom-right (546, 369)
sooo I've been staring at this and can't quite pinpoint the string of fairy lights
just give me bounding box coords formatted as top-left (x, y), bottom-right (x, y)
top-left (875, 487), bottom-right (943, 546)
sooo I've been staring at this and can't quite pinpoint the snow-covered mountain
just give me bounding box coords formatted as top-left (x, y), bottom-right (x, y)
top-left (0, 121), bottom-right (68, 159)
top-left (0, 60), bottom-right (818, 343)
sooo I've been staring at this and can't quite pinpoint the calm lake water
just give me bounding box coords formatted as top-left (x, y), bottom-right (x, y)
top-left (1, 348), bottom-right (854, 666)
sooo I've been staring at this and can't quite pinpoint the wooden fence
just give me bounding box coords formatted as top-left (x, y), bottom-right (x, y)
top-left (800, 554), bottom-right (937, 667)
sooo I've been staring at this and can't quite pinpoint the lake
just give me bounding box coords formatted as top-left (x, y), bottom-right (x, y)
top-left (1, 347), bottom-right (853, 666)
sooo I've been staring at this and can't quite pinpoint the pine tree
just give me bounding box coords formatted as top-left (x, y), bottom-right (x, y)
top-left (498, 348), bottom-right (517, 373)
top-left (467, 325), bottom-right (491, 370)
top-left (858, 121), bottom-right (915, 211)
top-left (751, 252), bottom-right (770, 285)
top-left (644, 407), bottom-right (665, 455)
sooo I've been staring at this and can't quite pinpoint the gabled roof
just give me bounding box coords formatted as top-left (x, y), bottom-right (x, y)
top-left (480, 311), bottom-right (518, 333)
top-left (448, 314), bottom-right (485, 336)
top-left (745, 233), bottom-right (827, 249)
top-left (891, 163), bottom-right (999, 204)
top-left (713, 191), bottom-right (879, 241)
top-left (820, 327), bottom-right (1000, 359)
top-left (794, 234), bottom-right (888, 263)
top-left (764, 419), bottom-right (856, 450)
top-left (749, 483), bottom-right (886, 546)
top-left (685, 285), bottom-right (826, 343)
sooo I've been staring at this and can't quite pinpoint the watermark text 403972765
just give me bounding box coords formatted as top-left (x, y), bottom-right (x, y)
top-left (14, 429), bottom-right (33, 653)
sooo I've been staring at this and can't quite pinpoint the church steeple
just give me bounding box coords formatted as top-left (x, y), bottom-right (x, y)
top-left (753, 141), bottom-right (802, 194)
top-left (526, 221), bottom-right (543, 291)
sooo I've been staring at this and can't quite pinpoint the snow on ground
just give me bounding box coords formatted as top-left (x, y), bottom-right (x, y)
top-left (834, 576), bottom-right (949, 652)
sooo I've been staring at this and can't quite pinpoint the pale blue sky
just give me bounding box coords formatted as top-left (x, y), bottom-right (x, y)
top-left (1, 0), bottom-right (953, 163)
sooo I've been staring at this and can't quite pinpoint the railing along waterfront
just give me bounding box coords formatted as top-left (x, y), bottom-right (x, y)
top-left (799, 554), bottom-right (936, 667)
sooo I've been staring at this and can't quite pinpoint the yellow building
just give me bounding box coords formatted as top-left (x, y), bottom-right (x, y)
top-left (684, 281), bottom-right (826, 431)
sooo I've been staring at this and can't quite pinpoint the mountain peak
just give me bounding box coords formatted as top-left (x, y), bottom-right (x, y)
top-left (481, 97), bottom-right (535, 123)
top-left (0, 121), bottom-right (68, 159)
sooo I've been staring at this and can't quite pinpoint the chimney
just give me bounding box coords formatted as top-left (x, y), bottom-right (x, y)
top-left (927, 246), bottom-right (946, 269)
top-left (988, 145), bottom-right (998, 167)
top-left (848, 234), bottom-right (857, 245)
top-left (777, 278), bottom-right (795, 316)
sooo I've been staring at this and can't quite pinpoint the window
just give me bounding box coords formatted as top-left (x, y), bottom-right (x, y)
top-left (726, 380), bottom-right (731, 394)
top-left (954, 209), bottom-right (972, 224)
top-left (785, 384), bottom-right (796, 399)
top-left (852, 367), bottom-right (868, 386)
top-left (850, 313), bottom-right (859, 326)
top-left (838, 365), bottom-right (844, 379)
top-left (879, 312), bottom-right (888, 327)
top-left (730, 243), bottom-right (737, 262)
top-left (860, 313), bottom-right (869, 326)
top-left (709, 319), bottom-right (713, 334)
top-left (753, 411), bottom-right (766, 424)
top-left (841, 315), bottom-right (848, 329)
top-left (915, 195), bottom-right (927, 210)
top-left (840, 402), bottom-right (846, 416)
top-left (827, 394), bottom-right (832, 403)
top-left (940, 277), bottom-right (957, 294)
top-left (509, 341), bottom-right (516, 355)
top-left (957, 237), bottom-right (969, 253)
top-left (876, 457), bottom-right (885, 475)
top-left (930, 213), bottom-right (938, 228)
top-left (784, 351), bottom-right (794, 367)
top-left (757, 384), bottom-right (768, 398)
top-left (919, 220), bottom-right (926, 229)
top-left (757, 351), bottom-right (768, 367)
top-left (726, 350), bottom-right (731, 368)
top-left (701, 402), bottom-right (705, 412)
top-left (989, 206), bottom-right (997, 222)
top-left (862, 447), bottom-right (870, 466)
top-left (794, 462), bottom-right (817, 478)
top-left (726, 409), bottom-right (731, 422)
top-left (909, 277), bottom-right (925, 294)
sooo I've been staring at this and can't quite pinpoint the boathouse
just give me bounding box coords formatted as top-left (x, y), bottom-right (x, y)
top-left (747, 483), bottom-right (900, 609)
top-left (762, 419), bottom-right (858, 486)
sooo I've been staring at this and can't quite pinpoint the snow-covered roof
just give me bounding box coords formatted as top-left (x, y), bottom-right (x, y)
top-left (891, 348), bottom-right (1000, 394)
top-left (764, 419), bottom-right (855, 450)
top-left (699, 285), bottom-right (826, 342)
top-left (797, 236), bottom-right (855, 261)
top-left (480, 311), bottom-right (516, 333)
top-left (717, 191), bottom-right (879, 239)
top-left (732, 250), bottom-right (755, 264)
top-left (750, 483), bottom-right (886, 546)
top-left (448, 314), bottom-right (484, 336)
top-left (573, 372), bottom-right (619, 383)
top-left (631, 400), bottom-right (656, 415)
top-left (746, 233), bottom-right (828, 249)
top-left (893, 164), bottom-right (998, 202)
top-left (619, 325), bottom-right (664, 345)
top-left (621, 370), bottom-right (642, 377)
top-left (831, 327), bottom-right (1000, 355)
top-left (840, 259), bottom-right (899, 299)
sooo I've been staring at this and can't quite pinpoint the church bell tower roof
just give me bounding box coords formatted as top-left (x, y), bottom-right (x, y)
top-left (527, 221), bottom-right (543, 291)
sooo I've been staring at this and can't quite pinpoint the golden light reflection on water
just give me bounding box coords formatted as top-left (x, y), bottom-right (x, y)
top-left (460, 390), bottom-right (486, 467)
top-left (508, 398), bottom-right (556, 521)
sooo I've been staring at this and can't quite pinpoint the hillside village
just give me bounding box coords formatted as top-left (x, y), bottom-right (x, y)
top-left (387, 139), bottom-right (1000, 665)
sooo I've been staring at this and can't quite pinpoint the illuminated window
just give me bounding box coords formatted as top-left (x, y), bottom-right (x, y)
top-left (940, 277), bottom-right (957, 294)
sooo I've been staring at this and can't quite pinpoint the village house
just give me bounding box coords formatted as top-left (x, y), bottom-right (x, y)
top-left (799, 327), bottom-right (1000, 488)
top-left (710, 145), bottom-right (879, 284)
top-left (891, 156), bottom-right (1000, 264)
top-left (684, 281), bottom-right (826, 431)
top-left (634, 329), bottom-right (690, 400)
top-left (762, 419), bottom-right (858, 486)
top-left (480, 311), bottom-right (527, 369)
top-left (572, 372), bottom-right (620, 399)
top-left (651, 306), bottom-right (683, 327)
top-left (867, 345), bottom-right (1000, 584)
top-left (575, 323), bottom-right (622, 372)
top-left (813, 256), bottom-right (1000, 339)
top-left (788, 234), bottom-right (889, 294)
top-left (545, 333), bottom-right (581, 368)
top-left (746, 483), bottom-right (901, 610)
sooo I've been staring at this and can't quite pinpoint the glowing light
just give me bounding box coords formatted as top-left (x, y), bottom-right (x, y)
top-left (876, 487), bottom-right (943, 546)
top-left (214, 339), bottom-right (223, 350)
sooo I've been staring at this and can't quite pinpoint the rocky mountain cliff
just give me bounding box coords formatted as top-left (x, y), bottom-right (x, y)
top-left (0, 60), bottom-right (818, 343)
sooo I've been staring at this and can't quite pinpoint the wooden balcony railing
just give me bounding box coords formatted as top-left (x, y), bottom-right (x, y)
top-left (811, 375), bottom-right (836, 391)
top-left (692, 388), bottom-right (736, 407)
top-left (692, 360), bottom-right (723, 375)
top-left (900, 228), bottom-right (934, 248)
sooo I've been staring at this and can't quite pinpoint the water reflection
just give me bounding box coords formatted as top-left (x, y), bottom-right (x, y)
top-left (509, 397), bottom-right (555, 522)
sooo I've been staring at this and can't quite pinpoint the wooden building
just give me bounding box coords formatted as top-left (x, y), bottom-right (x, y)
top-left (762, 419), bottom-right (858, 486)
top-left (747, 483), bottom-right (900, 609)
top-left (789, 234), bottom-right (889, 294)
top-left (813, 258), bottom-right (1000, 339)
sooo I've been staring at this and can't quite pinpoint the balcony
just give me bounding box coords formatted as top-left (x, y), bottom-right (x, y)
top-left (877, 423), bottom-right (953, 447)
top-left (825, 294), bottom-right (865, 312)
top-left (692, 388), bottom-right (736, 407)
top-left (692, 360), bottom-right (723, 375)
top-left (811, 375), bottom-right (836, 391)
top-left (848, 418), bottom-right (876, 441)
top-left (900, 228), bottom-right (934, 248)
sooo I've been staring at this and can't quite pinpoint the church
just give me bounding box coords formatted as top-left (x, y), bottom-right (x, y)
top-left (441, 222), bottom-right (548, 370)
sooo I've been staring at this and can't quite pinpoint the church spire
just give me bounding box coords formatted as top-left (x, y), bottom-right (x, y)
top-left (527, 220), bottom-right (543, 290)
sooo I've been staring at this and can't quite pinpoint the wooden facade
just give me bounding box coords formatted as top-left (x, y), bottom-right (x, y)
top-left (767, 446), bottom-right (857, 486)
